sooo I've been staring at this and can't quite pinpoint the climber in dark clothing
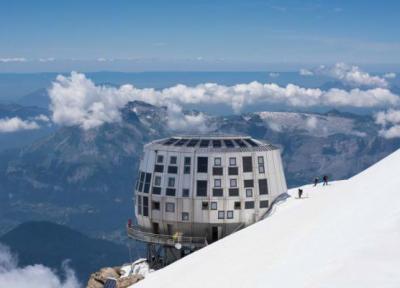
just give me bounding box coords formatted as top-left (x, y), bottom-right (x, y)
top-left (323, 175), bottom-right (328, 186)
top-left (298, 189), bottom-right (303, 199)
top-left (314, 177), bottom-right (319, 186)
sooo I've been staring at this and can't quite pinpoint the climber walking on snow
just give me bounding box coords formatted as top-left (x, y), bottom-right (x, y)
top-left (323, 175), bottom-right (328, 186)
top-left (314, 177), bottom-right (319, 186)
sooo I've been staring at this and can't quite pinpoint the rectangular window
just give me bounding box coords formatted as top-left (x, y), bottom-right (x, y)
top-left (152, 186), bottom-right (161, 195)
top-left (213, 188), bottom-right (223, 197)
top-left (168, 177), bottom-right (175, 187)
top-left (260, 200), bottom-right (269, 208)
top-left (167, 166), bottom-right (178, 174)
top-left (245, 201), bottom-right (255, 209)
top-left (182, 212), bottom-right (189, 221)
top-left (218, 211), bottom-right (225, 219)
top-left (214, 178), bottom-right (221, 187)
top-left (197, 157), bottom-right (208, 173)
top-left (137, 195), bottom-right (142, 215)
top-left (234, 201), bottom-right (241, 210)
top-left (182, 189), bottom-right (189, 197)
top-left (229, 157), bottom-right (236, 166)
top-left (228, 167), bottom-right (238, 175)
top-left (152, 201), bottom-right (160, 210)
top-left (184, 157), bottom-right (191, 165)
top-left (213, 167), bottom-right (223, 175)
top-left (202, 201), bottom-right (209, 210)
top-left (143, 196), bottom-right (149, 216)
top-left (196, 180), bottom-right (208, 196)
top-left (227, 210), bottom-right (234, 219)
top-left (229, 188), bottom-right (239, 196)
top-left (230, 178), bottom-right (237, 187)
top-left (170, 156), bottom-right (177, 165)
top-left (165, 202), bottom-right (175, 213)
top-left (246, 188), bottom-right (253, 197)
top-left (214, 157), bottom-right (221, 166)
top-left (166, 188), bottom-right (176, 196)
top-left (211, 202), bottom-right (217, 210)
top-left (157, 155), bottom-right (164, 163)
top-left (184, 166), bottom-right (191, 174)
top-left (258, 165), bottom-right (265, 173)
top-left (154, 165), bottom-right (164, 173)
top-left (259, 179), bottom-right (269, 195)
top-left (138, 171), bottom-right (145, 192)
top-left (143, 173), bottom-right (152, 193)
top-left (242, 156), bottom-right (253, 172)
top-left (257, 156), bottom-right (264, 164)
top-left (154, 176), bottom-right (161, 186)
top-left (244, 179), bottom-right (254, 188)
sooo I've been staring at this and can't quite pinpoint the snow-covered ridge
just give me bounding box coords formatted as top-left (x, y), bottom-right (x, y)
top-left (135, 148), bottom-right (400, 288)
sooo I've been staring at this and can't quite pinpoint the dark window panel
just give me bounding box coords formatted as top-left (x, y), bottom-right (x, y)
top-left (154, 165), bottom-right (164, 173)
top-left (245, 201), bottom-right (255, 209)
top-left (212, 140), bottom-right (222, 147)
top-left (259, 179), bottom-right (269, 195)
top-left (260, 200), bottom-right (269, 208)
top-left (152, 186), bottom-right (161, 194)
top-left (163, 138), bottom-right (178, 145)
top-left (202, 202), bottom-right (209, 210)
top-left (213, 167), bottom-right (223, 175)
top-left (166, 188), bottom-right (176, 196)
top-left (228, 167), bottom-right (238, 175)
top-left (184, 157), bottom-right (191, 165)
top-left (234, 139), bottom-right (247, 147)
top-left (244, 138), bottom-right (259, 147)
top-left (174, 139), bottom-right (189, 146)
top-left (184, 166), bottom-right (191, 174)
top-left (182, 189), bottom-right (190, 197)
top-left (212, 188), bottom-right (223, 197)
top-left (187, 139), bottom-right (200, 147)
top-left (244, 179), bottom-right (254, 188)
top-left (242, 156), bottom-right (253, 172)
top-left (200, 139), bottom-right (210, 147)
top-left (168, 166), bottom-right (178, 174)
top-left (196, 180), bottom-right (208, 196)
top-left (234, 201), bottom-right (241, 210)
top-left (197, 157), bottom-right (208, 173)
top-left (223, 139), bottom-right (234, 147)
top-left (229, 188), bottom-right (239, 196)
top-left (152, 201), bottom-right (160, 210)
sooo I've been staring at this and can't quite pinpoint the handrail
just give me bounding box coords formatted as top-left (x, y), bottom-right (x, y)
top-left (127, 225), bottom-right (208, 248)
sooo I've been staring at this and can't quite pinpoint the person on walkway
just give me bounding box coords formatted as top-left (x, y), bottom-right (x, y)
top-left (314, 177), bottom-right (319, 186)
top-left (323, 175), bottom-right (328, 186)
top-left (298, 188), bottom-right (303, 199)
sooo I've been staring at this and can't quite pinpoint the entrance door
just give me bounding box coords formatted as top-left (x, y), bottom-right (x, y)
top-left (152, 222), bottom-right (159, 234)
top-left (211, 226), bottom-right (219, 242)
top-left (167, 224), bottom-right (173, 235)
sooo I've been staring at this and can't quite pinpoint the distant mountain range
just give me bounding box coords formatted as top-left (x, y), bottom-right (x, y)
top-left (0, 221), bottom-right (138, 283)
top-left (1, 100), bottom-right (399, 242)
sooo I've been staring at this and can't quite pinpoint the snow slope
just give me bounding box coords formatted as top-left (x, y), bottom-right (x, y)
top-left (135, 149), bottom-right (400, 288)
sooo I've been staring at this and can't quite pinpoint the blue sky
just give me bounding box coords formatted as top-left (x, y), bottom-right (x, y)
top-left (1, 0), bottom-right (400, 72)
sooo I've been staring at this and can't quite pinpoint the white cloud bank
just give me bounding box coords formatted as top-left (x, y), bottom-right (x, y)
top-left (0, 117), bottom-right (40, 133)
top-left (383, 72), bottom-right (396, 79)
top-left (375, 109), bottom-right (400, 138)
top-left (0, 58), bottom-right (27, 63)
top-left (0, 244), bottom-right (80, 288)
top-left (48, 72), bottom-right (400, 130)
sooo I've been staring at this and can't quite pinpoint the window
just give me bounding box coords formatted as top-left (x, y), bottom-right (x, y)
top-left (137, 195), bottom-right (142, 215)
top-left (143, 196), bottom-right (149, 216)
top-left (211, 202), bottom-right (217, 210)
top-left (242, 156), bottom-right (253, 172)
top-left (214, 157), bottom-right (221, 166)
top-left (213, 167), bottom-right (223, 175)
top-left (196, 180), bottom-right (208, 196)
top-left (260, 200), bottom-right (269, 208)
top-left (168, 177), bottom-right (175, 187)
top-left (154, 165), bottom-right (164, 173)
top-left (228, 167), bottom-right (238, 175)
top-left (213, 188), bottom-right (223, 197)
top-left (165, 202), bottom-right (175, 213)
top-left (184, 157), bottom-right (191, 165)
top-left (182, 212), bottom-right (189, 221)
top-left (182, 189), bottom-right (189, 197)
top-left (184, 157), bottom-right (191, 174)
top-left (245, 201), bottom-right (255, 209)
top-left (258, 156), bottom-right (265, 173)
top-left (166, 188), bottom-right (176, 196)
top-left (202, 201), bottom-right (209, 210)
top-left (157, 155), bottom-right (164, 163)
top-left (152, 201), bottom-right (160, 210)
top-left (229, 188), bottom-right (239, 196)
top-left (229, 157), bottom-right (236, 166)
top-left (154, 176), bottom-right (161, 186)
top-left (230, 178), bottom-right (237, 187)
top-left (234, 201), bottom-right (241, 210)
top-left (214, 179), bottom-right (221, 187)
top-left (138, 172), bottom-right (145, 192)
top-left (259, 179), bottom-right (268, 195)
top-left (143, 173), bottom-right (152, 193)
top-left (218, 211), bottom-right (225, 219)
top-left (244, 179), bottom-right (254, 188)
top-left (246, 188), bottom-right (253, 197)
top-left (152, 186), bottom-right (161, 194)
top-left (197, 157), bottom-right (208, 173)
top-left (167, 166), bottom-right (178, 174)
top-left (227, 210), bottom-right (234, 219)
top-left (257, 156), bottom-right (264, 164)
top-left (170, 156), bottom-right (177, 164)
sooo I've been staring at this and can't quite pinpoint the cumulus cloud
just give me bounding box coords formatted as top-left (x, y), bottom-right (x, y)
top-left (306, 116), bottom-right (318, 129)
top-left (0, 58), bottom-right (27, 63)
top-left (0, 244), bottom-right (80, 288)
top-left (383, 72), bottom-right (396, 79)
top-left (316, 63), bottom-right (388, 88)
top-left (375, 109), bottom-right (400, 138)
top-left (48, 72), bottom-right (400, 130)
top-left (299, 68), bottom-right (314, 76)
top-left (32, 114), bottom-right (50, 122)
top-left (269, 72), bottom-right (280, 78)
top-left (0, 117), bottom-right (40, 133)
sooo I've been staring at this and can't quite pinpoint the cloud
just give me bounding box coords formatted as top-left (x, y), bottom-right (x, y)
top-left (375, 109), bottom-right (400, 138)
top-left (166, 103), bottom-right (211, 132)
top-left (0, 244), bottom-right (80, 288)
top-left (299, 68), bottom-right (314, 76)
top-left (269, 72), bottom-right (280, 78)
top-left (383, 72), bottom-right (396, 79)
top-left (32, 114), bottom-right (50, 122)
top-left (316, 63), bottom-right (388, 88)
top-left (306, 116), bottom-right (318, 129)
top-left (48, 72), bottom-right (400, 130)
top-left (0, 117), bottom-right (40, 133)
top-left (0, 58), bottom-right (27, 63)
top-left (38, 58), bottom-right (55, 63)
